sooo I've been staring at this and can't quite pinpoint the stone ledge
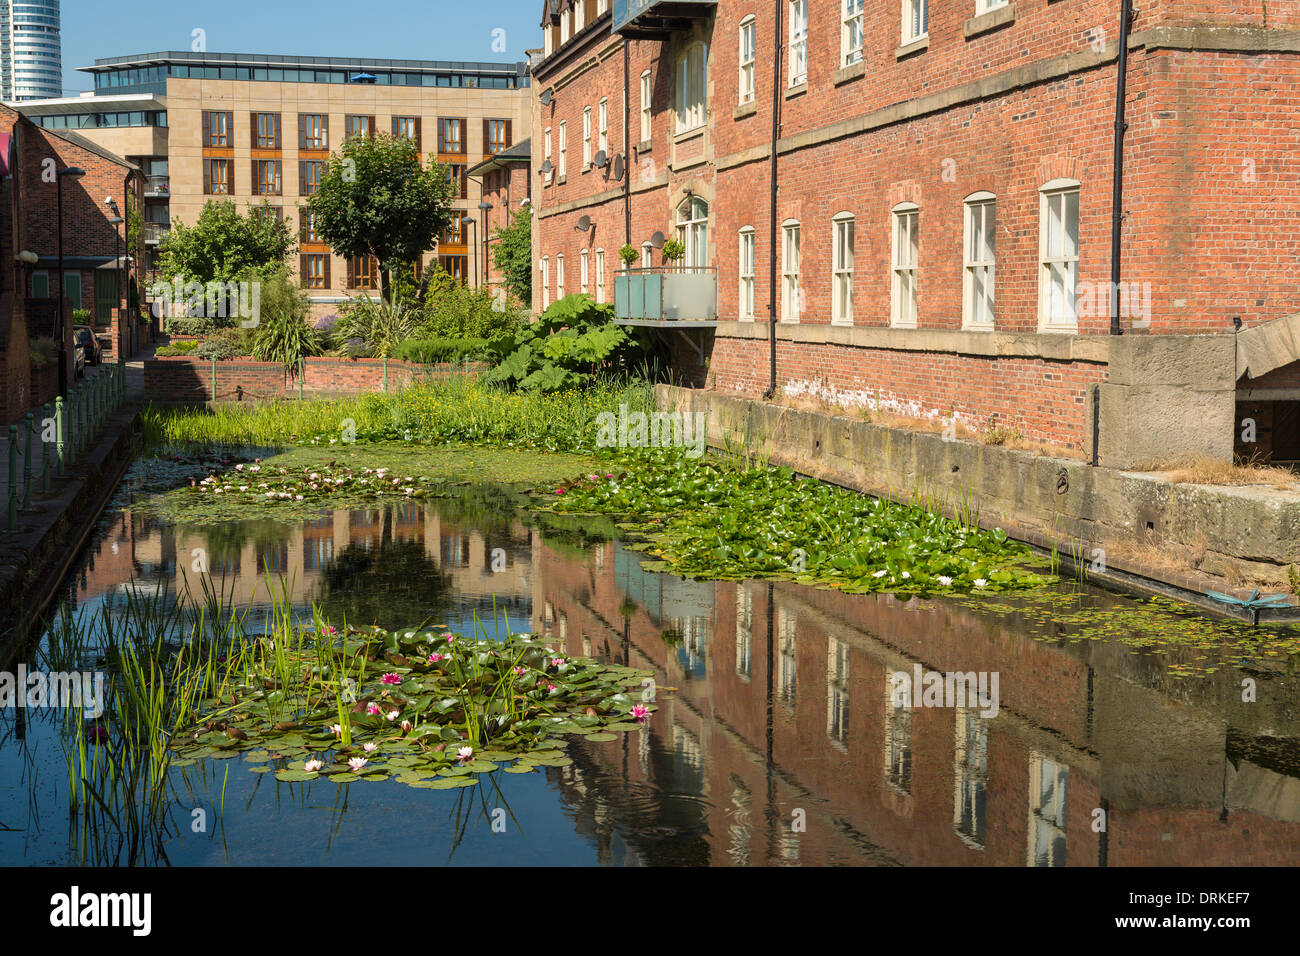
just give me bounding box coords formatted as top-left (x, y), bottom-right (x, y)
top-left (784, 81), bottom-right (808, 100)
top-left (712, 318), bottom-right (1111, 363)
top-left (733, 101), bottom-right (758, 120)
top-left (896, 36), bottom-right (930, 59)
top-left (965, 2), bottom-right (1016, 39)
top-left (833, 61), bottom-right (866, 85)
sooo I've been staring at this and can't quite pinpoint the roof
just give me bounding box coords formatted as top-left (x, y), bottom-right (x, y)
top-left (33, 124), bottom-right (139, 172)
top-left (467, 138), bottom-right (532, 177)
top-left (83, 50), bottom-right (529, 77)
top-left (12, 93), bottom-right (167, 115)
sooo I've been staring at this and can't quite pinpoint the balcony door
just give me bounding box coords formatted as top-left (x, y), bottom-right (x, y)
top-left (676, 196), bottom-right (709, 270)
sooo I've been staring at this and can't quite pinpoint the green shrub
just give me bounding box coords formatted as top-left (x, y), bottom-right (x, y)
top-left (484, 293), bottom-right (649, 392)
top-left (421, 266), bottom-right (523, 340)
top-left (156, 339), bottom-right (201, 357)
top-left (196, 328), bottom-right (251, 361)
top-left (618, 244), bottom-right (639, 267)
top-left (332, 295), bottom-right (422, 358)
top-left (393, 337), bottom-right (490, 364)
top-left (72, 308), bottom-right (93, 326)
top-left (249, 269), bottom-right (320, 368)
top-left (29, 336), bottom-right (56, 368)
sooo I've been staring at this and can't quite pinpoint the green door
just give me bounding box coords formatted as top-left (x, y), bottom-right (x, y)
top-left (63, 272), bottom-right (82, 312)
top-left (94, 269), bottom-right (119, 325)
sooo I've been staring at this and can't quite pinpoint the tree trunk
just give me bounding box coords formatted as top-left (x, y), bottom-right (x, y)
top-left (380, 267), bottom-right (392, 307)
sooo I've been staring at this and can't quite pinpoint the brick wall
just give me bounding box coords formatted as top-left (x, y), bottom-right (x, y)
top-left (144, 355), bottom-right (483, 403)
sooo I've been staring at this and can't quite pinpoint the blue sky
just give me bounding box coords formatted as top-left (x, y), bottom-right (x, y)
top-left (58, 0), bottom-right (542, 95)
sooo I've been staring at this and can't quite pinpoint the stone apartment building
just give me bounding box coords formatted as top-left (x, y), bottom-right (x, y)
top-left (19, 51), bottom-right (532, 311)
top-left (531, 0), bottom-right (1300, 467)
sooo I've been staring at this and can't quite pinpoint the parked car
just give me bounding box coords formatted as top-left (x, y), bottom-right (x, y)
top-left (74, 326), bottom-right (103, 367)
top-left (72, 339), bottom-right (86, 379)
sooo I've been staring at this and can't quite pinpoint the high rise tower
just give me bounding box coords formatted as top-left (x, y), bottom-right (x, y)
top-left (1, 0), bottom-right (62, 102)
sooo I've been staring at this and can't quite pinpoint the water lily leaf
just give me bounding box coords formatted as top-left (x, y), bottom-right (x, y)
top-left (275, 769), bottom-right (320, 782)
top-left (330, 772), bottom-right (361, 783)
top-left (425, 776), bottom-right (478, 789)
top-left (503, 764), bottom-right (537, 774)
top-left (584, 732), bottom-right (618, 742)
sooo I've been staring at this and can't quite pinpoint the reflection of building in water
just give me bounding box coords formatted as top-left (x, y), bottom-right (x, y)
top-left (90, 504), bottom-right (533, 619)
top-left (536, 535), bottom-right (1300, 867)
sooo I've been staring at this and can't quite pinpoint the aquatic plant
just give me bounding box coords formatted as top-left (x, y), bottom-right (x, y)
top-left (547, 450), bottom-right (1053, 595)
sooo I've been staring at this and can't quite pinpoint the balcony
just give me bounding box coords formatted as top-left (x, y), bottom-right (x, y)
top-left (144, 175), bottom-right (169, 197)
top-left (611, 0), bottom-right (718, 38)
top-left (614, 266), bottom-right (716, 325)
top-left (143, 222), bottom-right (170, 244)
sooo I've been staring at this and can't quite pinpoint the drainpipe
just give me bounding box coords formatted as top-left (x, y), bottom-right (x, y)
top-left (624, 40), bottom-right (632, 245)
top-left (1109, 0), bottom-right (1135, 336)
top-left (762, 0), bottom-right (783, 399)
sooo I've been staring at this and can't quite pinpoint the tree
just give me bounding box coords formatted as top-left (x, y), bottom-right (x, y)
top-left (157, 200), bottom-right (295, 284)
top-left (491, 207), bottom-right (532, 306)
top-left (308, 133), bottom-right (454, 305)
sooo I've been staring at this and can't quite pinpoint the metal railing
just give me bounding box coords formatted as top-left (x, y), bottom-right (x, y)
top-left (144, 175), bottom-right (170, 195)
top-left (5, 360), bottom-right (129, 535)
top-left (614, 265), bottom-right (717, 321)
top-left (143, 222), bottom-right (170, 243)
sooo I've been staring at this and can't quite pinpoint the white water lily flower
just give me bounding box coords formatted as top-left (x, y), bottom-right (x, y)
top-left (362, 742), bottom-right (378, 753)
top-left (872, 570), bottom-right (888, 578)
top-left (974, 578), bottom-right (989, 588)
top-left (457, 746), bottom-right (474, 762)
top-left (348, 756), bottom-right (369, 772)
top-left (304, 759), bottom-right (324, 772)
top-left (937, 576), bottom-right (954, 586)
top-left (901, 571), bottom-right (911, 579)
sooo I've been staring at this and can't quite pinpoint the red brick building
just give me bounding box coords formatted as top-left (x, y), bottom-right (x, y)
top-left (469, 138), bottom-right (533, 296)
top-left (531, 0), bottom-right (1300, 465)
top-left (0, 103), bottom-right (143, 423)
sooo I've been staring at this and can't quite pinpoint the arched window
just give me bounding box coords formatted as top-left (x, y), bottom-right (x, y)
top-left (891, 202), bottom-right (919, 328)
top-left (580, 248), bottom-right (590, 294)
top-left (832, 211), bottom-right (854, 325)
top-left (676, 42), bottom-right (707, 133)
top-left (1039, 179), bottom-right (1079, 331)
top-left (595, 248), bottom-right (606, 302)
top-left (738, 226), bottom-right (756, 320)
top-left (676, 196), bottom-right (709, 269)
top-left (556, 254), bottom-right (565, 298)
top-left (781, 219), bottom-right (801, 322)
top-left (963, 191), bottom-right (996, 329)
top-left (540, 256), bottom-right (550, 309)
top-left (641, 241), bottom-right (652, 268)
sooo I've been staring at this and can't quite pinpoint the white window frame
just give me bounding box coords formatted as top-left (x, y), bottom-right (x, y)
top-left (580, 248), bottom-right (590, 295)
top-left (556, 254), bottom-right (565, 298)
top-left (595, 248), bottom-right (606, 302)
top-left (640, 70), bottom-right (652, 141)
top-left (676, 196), bottom-right (709, 269)
top-left (843, 0), bottom-right (865, 66)
top-left (902, 0), bottom-right (929, 44)
top-left (598, 97), bottom-right (609, 155)
top-left (739, 16), bottom-right (756, 104)
top-left (963, 192), bottom-right (996, 330)
top-left (543, 127), bottom-right (553, 183)
top-left (561, 8), bottom-right (571, 43)
top-left (788, 0), bottom-right (808, 86)
top-left (540, 256), bottom-right (550, 308)
top-left (832, 212), bottom-right (855, 325)
top-left (583, 107), bottom-right (592, 167)
top-left (891, 202), bottom-right (919, 328)
top-left (597, 0), bottom-right (609, 14)
top-left (676, 42), bottom-right (708, 133)
top-left (1038, 179), bottom-right (1080, 332)
top-left (641, 241), bottom-right (652, 268)
top-left (738, 226), bottom-right (755, 321)
top-left (781, 219), bottom-right (801, 323)
top-left (977, 0), bottom-right (1009, 12)
top-left (558, 121), bottom-right (567, 177)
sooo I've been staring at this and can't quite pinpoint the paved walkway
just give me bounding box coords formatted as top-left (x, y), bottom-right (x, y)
top-left (0, 353), bottom-right (147, 512)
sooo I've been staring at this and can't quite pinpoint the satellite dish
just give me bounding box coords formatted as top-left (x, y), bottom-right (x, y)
top-left (610, 153), bottom-right (625, 181)
top-left (575, 215), bottom-right (592, 232)
top-left (539, 159), bottom-right (553, 174)
top-left (650, 231), bottom-right (665, 249)
top-left (540, 88), bottom-right (553, 106)
top-left (592, 149), bottom-right (608, 169)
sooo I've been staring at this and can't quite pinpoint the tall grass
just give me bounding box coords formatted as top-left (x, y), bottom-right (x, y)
top-left (141, 376), bottom-right (656, 454)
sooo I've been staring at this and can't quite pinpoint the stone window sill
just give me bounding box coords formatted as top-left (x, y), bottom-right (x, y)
top-left (733, 100), bottom-right (757, 120)
top-left (896, 36), bottom-right (929, 59)
top-left (636, 139), bottom-right (652, 154)
top-left (784, 81), bottom-right (808, 100)
top-left (965, 2), bottom-right (1016, 39)
top-left (833, 61), bottom-right (866, 86)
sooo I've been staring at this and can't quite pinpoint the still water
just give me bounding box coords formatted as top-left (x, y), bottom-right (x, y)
top-left (3, 459), bottom-right (1300, 866)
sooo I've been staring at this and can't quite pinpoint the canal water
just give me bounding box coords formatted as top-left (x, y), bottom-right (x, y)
top-left (3, 455), bottom-right (1300, 866)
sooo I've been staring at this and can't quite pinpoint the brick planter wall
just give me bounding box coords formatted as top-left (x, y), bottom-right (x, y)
top-left (143, 356), bottom-right (484, 404)
top-left (29, 362), bottom-right (58, 410)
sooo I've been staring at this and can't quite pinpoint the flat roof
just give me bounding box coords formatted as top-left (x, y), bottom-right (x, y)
top-left (82, 51), bottom-right (529, 76)
top-left (12, 93), bottom-right (166, 115)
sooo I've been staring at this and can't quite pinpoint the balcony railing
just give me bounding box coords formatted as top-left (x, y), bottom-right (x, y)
top-left (143, 222), bottom-right (170, 244)
top-left (614, 266), bottom-right (716, 322)
top-left (611, 0), bottom-right (718, 36)
top-left (144, 175), bottom-right (169, 196)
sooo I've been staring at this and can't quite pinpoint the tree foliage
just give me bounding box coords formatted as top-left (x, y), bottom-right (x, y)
top-left (491, 207), bottom-right (533, 306)
top-left (308, 133), bottom-right (454, 305)
top-left (158, 200), bottom-right (295, 284)
top-left (249, 268), bottom-right (321, 369)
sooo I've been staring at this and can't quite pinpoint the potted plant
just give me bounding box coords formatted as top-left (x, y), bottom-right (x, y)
top-left (618, 244), bottom-right (640, 271)
top-left (661, 238), bottom-right (686, 272)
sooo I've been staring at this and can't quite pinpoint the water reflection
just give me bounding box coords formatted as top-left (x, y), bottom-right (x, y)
top-left (12, 491), bottom-right (1300, 867)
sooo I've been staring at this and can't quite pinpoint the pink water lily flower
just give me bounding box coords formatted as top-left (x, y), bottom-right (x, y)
top-left (348, 757), bottom-right (369, 772)
top-left (329, 723), bottom-right (343, 736)
top-left (457, 746), bottom-right (474, 763)
top-left (513, 666), bottom-right (527, 676)
top-left (304, 758), bottom-right (324, 772)
top-left (555, 487), bottom-right (567, 495)
top-left (630, 704), bottom-right (650, 723)
top-left (362, 742), bottom-right (378, 753)
top-left (550, 657), bottom-right (565, 668)
top-left (320, 625), bottom-right (338, 637)
top-left (547, 684), bottom-right (558, 693)
top-left (428, 652), bottom-right (445, 663)
top-left (366, 702), bottom-right (382, 716)
top-left (401, 719), bottom-right (412, 733)
top-left (380, 673), bottom-right (402, 685)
